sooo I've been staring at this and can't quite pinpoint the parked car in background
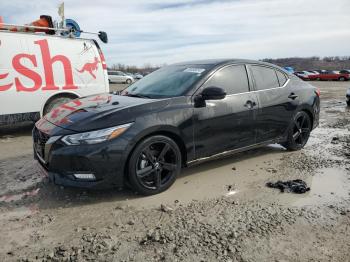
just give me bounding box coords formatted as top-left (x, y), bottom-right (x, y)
top-left (346, 88), bottom-right (350, 106)
top-left (133, 73), bottom-right (144, 80)
top-left (308, 70), bottom-right (350, 81)
top-left (33, 59), bottom-right (320, 195)
top-left (108, 71), bottom-right (134, 84)
top-left (308, 71), bottom-right (320, 75)
top-left (339, 70), bottom-right (350, 74)
top-left (294, 71), bottom-right (313, 80)
top-left (283, 66), bottom-right (294, 73)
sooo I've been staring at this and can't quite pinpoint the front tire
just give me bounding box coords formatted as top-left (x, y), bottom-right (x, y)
top-left (339, 77), bottom-right (345, 81)
top-left (282, 111), bottom-right (312, 151)
top-left (126, 79), bottom-right (132, 84)
top-left (127, 135), bottom-right (182, 195)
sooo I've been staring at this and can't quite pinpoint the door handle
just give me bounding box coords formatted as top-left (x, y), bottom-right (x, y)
top-left (288, 93), bottom-right (298, 100)
top-left (244, 100), bottom-right (257, 109)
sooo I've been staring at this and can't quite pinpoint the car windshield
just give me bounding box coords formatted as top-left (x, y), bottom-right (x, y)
top-left (122, 64), bottom-right (211, 98)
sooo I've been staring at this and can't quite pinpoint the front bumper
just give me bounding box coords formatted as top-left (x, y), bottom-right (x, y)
top-left (33, 127), bottom-right (130, 189)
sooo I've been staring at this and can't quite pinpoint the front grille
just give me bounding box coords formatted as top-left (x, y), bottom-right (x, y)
top-left (33, 127), bottom-right (50, 162)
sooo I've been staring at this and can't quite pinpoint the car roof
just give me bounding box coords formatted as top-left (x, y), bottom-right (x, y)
top-left (173, 59), bottom-right (288, 73)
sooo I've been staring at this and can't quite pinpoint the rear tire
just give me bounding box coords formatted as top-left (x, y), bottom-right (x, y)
top-left (127, 135), bottom-right (181, 195)
top-left (43, 96), bottom-right (75, 115)
top-left (339, 77), bottom-right (345, 81)
top-left (126, 79), bottom-right (132, 84)
top-left (347, 100), bottom-right (350, 107)
top-left (281, 111), bottom-right (312, 151)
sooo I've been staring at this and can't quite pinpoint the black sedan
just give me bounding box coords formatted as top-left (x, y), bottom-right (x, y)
top-left (33, 59), bottom-right (320, 195)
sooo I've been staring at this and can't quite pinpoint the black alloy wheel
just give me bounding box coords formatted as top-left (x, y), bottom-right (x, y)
top-left (282, 111), bottom-right (311, 151)
top-left (128, 135), bottom-right (181, 195)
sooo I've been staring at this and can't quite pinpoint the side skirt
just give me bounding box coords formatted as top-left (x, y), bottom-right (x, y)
top-left (186, 138), bottom-right (285, 167)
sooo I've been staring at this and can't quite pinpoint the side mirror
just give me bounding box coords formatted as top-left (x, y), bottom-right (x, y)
top-left (201, 86), bottom-right (226, 100)
top-left (98, 31), bottom-right (108, 43)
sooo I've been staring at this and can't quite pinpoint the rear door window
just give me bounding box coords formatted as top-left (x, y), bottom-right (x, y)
top-left (276, 70), bottom-right (288, 86)
top-left (251, 66), bottom-right (279, 91)
top-left (203, 65), bottom-right (249, 95)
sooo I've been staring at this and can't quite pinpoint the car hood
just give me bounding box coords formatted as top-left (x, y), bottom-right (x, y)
top-left (43, 93), bottom-right (169, 133)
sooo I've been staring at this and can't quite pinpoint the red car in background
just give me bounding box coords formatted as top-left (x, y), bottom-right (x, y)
top-left (308, 70), bottom-right (350, 81)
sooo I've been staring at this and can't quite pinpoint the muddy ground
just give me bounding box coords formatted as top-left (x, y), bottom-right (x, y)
top-left (0, 81), bottom-right (349, 261)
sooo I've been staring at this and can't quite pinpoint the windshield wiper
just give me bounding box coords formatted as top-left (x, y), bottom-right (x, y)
top-left (126, 93), bottom-right (152, 99)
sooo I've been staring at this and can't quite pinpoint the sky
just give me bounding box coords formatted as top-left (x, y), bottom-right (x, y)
top-left (1, 0), bottom-right (350, 66)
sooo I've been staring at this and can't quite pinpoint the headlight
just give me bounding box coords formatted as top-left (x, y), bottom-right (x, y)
top-left (61, 123), bottom-right (133, 145)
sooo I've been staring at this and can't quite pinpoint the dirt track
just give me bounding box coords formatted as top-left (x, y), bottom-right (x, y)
top-left (0, 81), bottom-right (349, 261)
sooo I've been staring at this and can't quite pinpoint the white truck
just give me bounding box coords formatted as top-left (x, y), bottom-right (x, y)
top-left (0, 29), bottom-right (109, 125)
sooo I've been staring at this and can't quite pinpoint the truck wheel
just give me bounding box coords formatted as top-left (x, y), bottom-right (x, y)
top-left (339, 77), bottom-right (345, 81)
top-left (316, 77), bottom-right (321, 81)
top-left (126, 79), bottom-right (132, 84)
top-left (43, 96), bottom-right (75, 116)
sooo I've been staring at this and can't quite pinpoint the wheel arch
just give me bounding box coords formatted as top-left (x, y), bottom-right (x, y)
top-left (41, 91), bottom-right (80, 116)
top-left (302, 108), bottom-right (314, 126)
top-left (123, 127), bottom-right (188, 184)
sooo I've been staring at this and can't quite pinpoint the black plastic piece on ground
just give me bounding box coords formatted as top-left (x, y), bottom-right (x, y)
top-left (266, 179), bottom-right (310, 194)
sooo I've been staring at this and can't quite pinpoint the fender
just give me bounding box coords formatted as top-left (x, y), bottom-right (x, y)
top-left (40, 90), bottom-right (81, 116)
top-left (120, 124), bottom-right (190, 174)
top-left (284, 103), bottom-right (315, 134)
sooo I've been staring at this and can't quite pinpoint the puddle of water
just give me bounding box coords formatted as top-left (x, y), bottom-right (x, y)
top-left (113, 145), bottom-right (285, 208)
top-left (281, 168), bottom-right (349, 207)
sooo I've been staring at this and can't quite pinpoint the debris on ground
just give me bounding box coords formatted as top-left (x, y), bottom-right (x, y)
top-left (160, 204), bottom-right (173, 213)
top-left (266, 179), bottom-right (310, 194)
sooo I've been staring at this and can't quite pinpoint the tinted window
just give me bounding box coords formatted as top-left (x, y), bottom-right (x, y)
top-left (203, 65), bottom-right (249, 95)
top-left (276, 70), bottom-right (288, 86)
top-left (122, 64), bottom-right (211, 98)
top-left (251, 66), bottom-right (279, 90)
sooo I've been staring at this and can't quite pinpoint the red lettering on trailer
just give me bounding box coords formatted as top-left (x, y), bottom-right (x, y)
top-left (12, 54), bottom-right (42, 92)
top-left (34, 39), bottom-right (78, 90)
top-left (0, 39), bottom-right (94, 93)
top-left (0, 73), bottom-right (13, 91)
top-left (60, 100), bottom-right (82, 111)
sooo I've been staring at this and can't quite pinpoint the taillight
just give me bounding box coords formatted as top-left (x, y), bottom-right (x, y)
top-left (315, 88), bottom-right (320, 97)
top-left (98, 50), bottom-right (107, 70)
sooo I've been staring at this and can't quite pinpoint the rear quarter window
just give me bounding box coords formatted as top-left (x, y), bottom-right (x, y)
top-left (251, 65), bottom-right (279, 91)
top-left (276, 70), bottom-right (288, 86)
